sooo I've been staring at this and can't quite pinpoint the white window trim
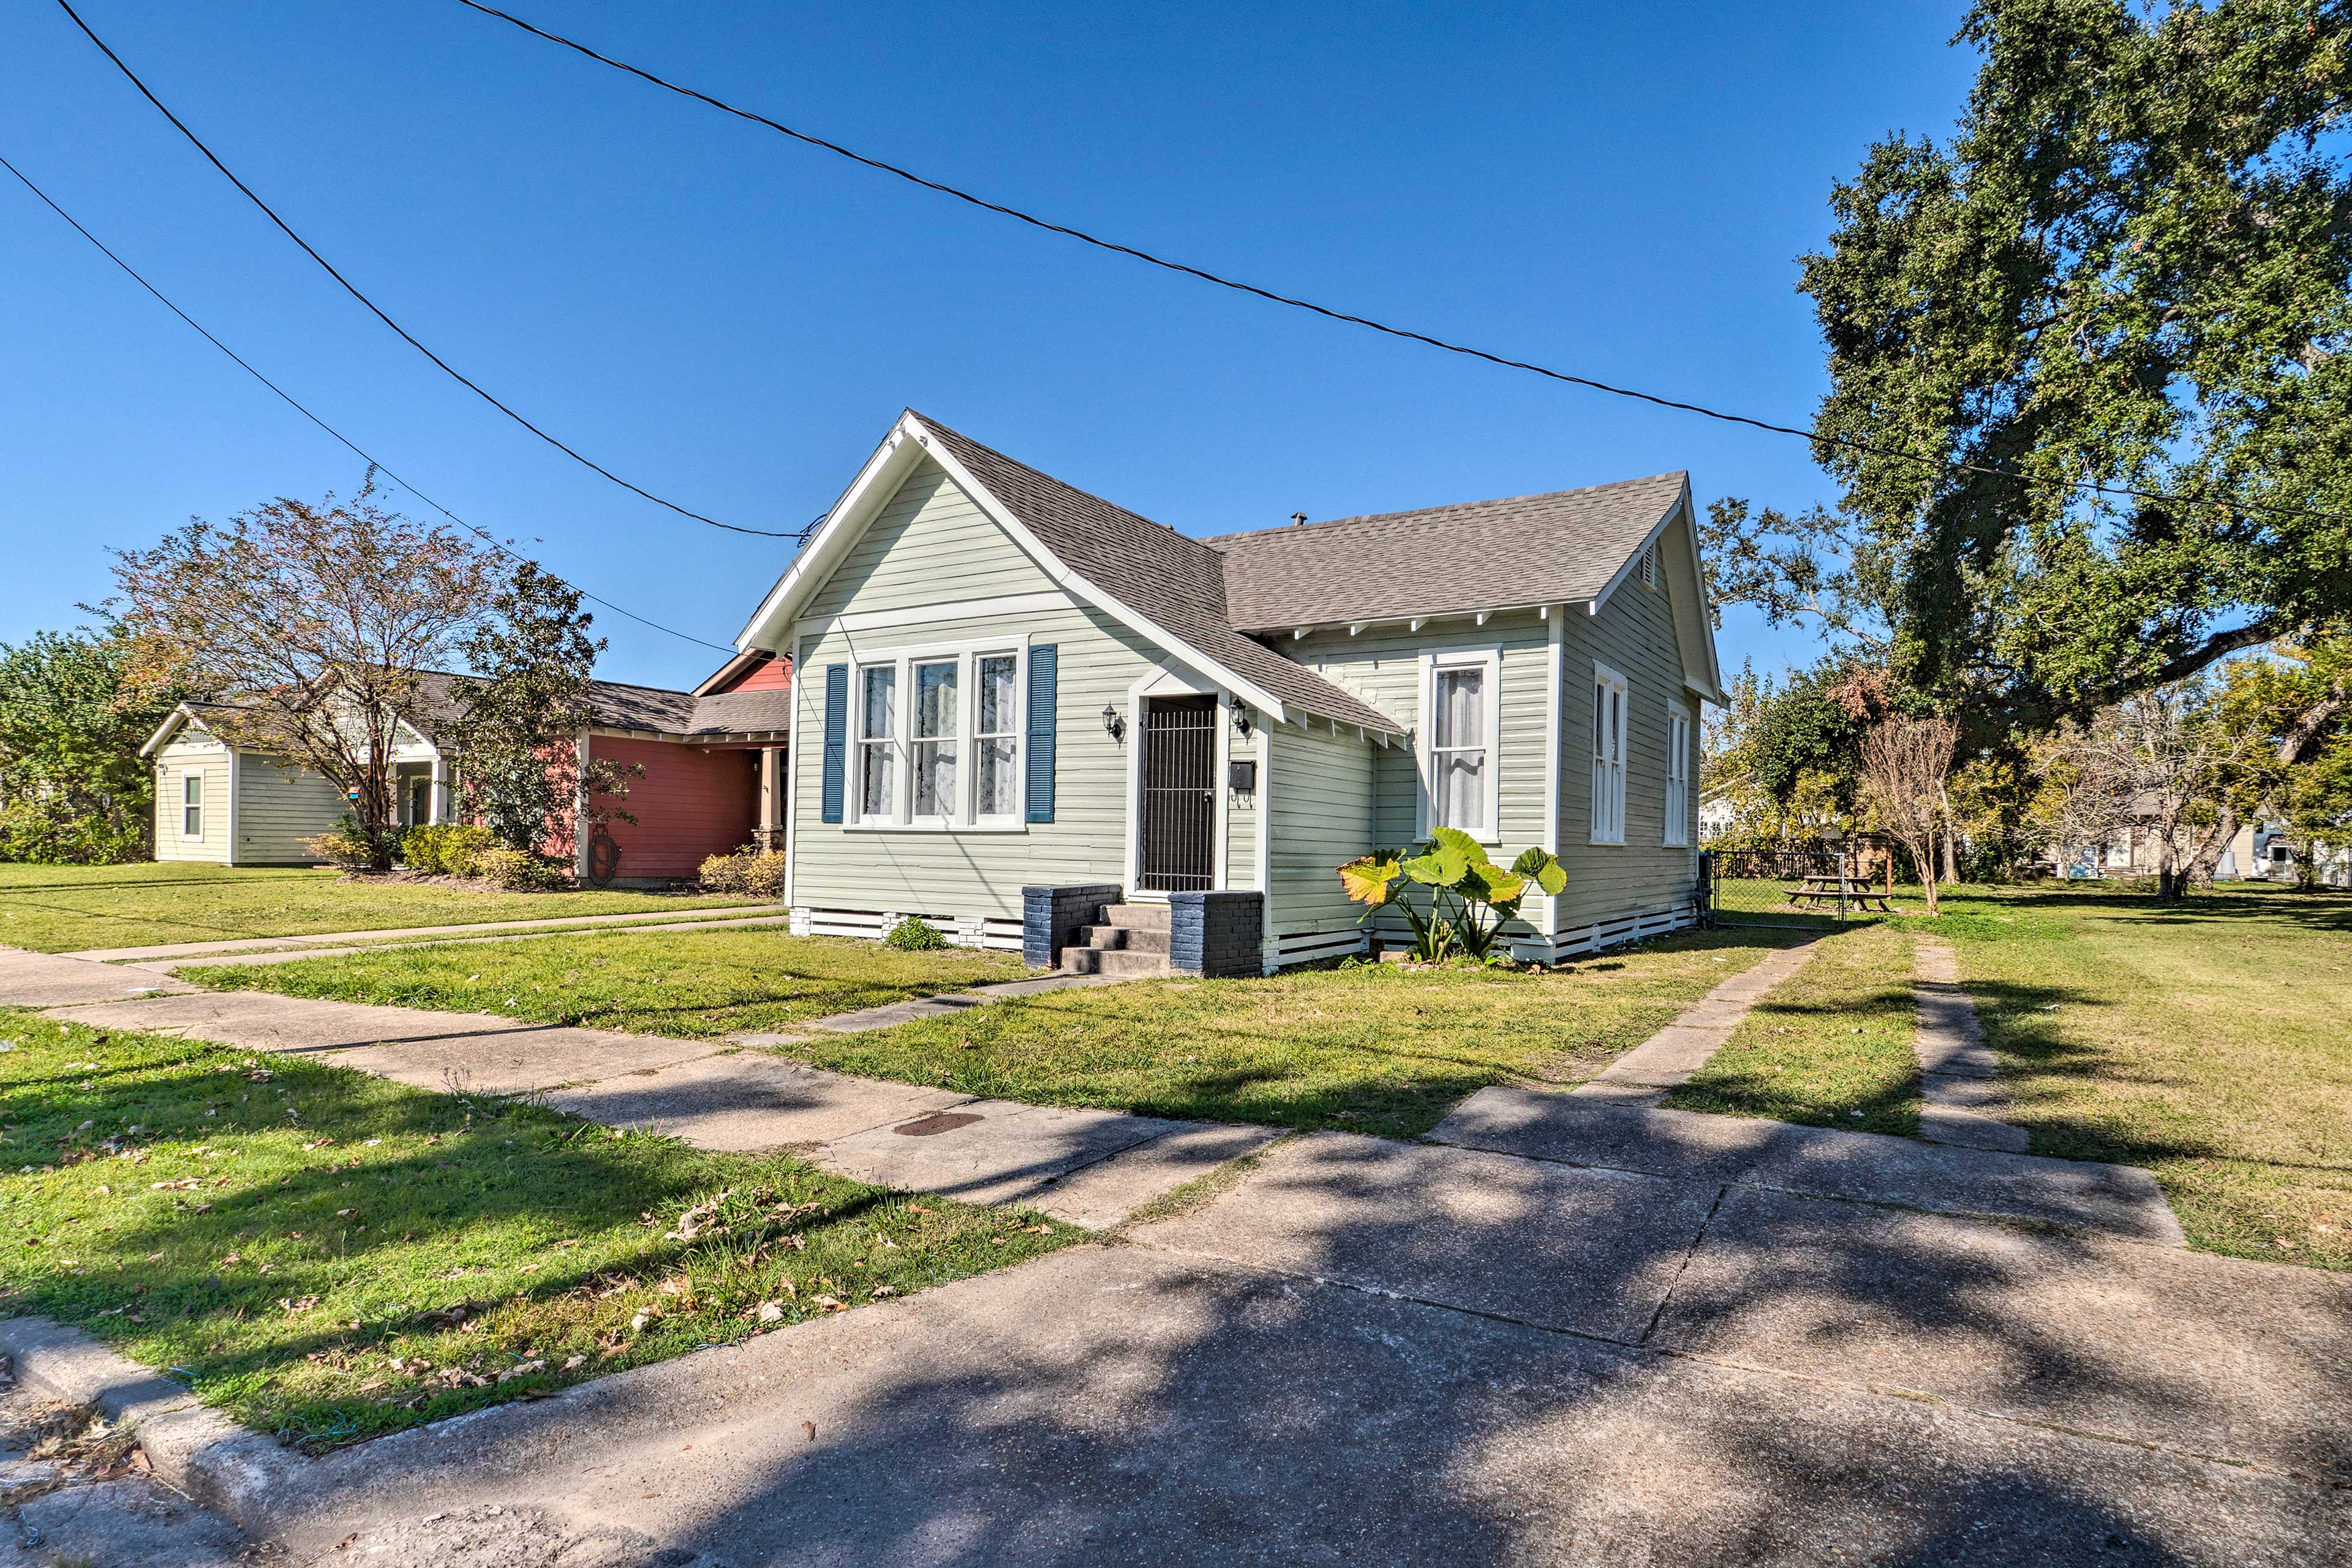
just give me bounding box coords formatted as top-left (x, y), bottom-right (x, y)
top-left (1663, 700), bottom-right (1692, 849)
top-left (1416, 647), bottom-right (1502, 845)
top-left (1590, 660), bottom-right (1627, 846)
top-left (181, 772), bottom-right (204, 840)
top-left (842, 638), bottom-right (1028, 834)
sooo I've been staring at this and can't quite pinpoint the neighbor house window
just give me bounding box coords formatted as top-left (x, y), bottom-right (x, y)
top-left (182, 774), bottom-right (203, 839)
top-left (858, 664), bottom-right (897, 819)
top-left (1423, 650), bottom-right (1500, 840)
top-left (974, 654), bottom-right (1020, 820)
top-left (1664, 703), bottom-right (1692, 848)
top-left (1591, 663), bottom-right (1627, 845)
top-left (850, 646), bottom-right (1022, 828)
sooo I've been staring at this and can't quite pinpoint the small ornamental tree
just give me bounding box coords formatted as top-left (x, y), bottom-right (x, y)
top-left (1858, 714), bottom-right (1959, 915)
top-left (109, 480), bottom-right (502, 872)
top-left (1338, 827), bottom-right (1566, 963)
top-left (441, 562), bottom-right (638, 864)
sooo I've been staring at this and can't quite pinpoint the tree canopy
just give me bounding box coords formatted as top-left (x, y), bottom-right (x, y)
top-left (1719, 0), bottom-right (2352, 733)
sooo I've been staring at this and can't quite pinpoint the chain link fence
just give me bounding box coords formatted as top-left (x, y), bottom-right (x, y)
top-left (1698, 843), bottom-right (1901, 928)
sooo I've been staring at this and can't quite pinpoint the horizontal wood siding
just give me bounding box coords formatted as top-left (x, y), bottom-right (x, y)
top-left (1289, 612), bottom-right (1551, 851)
top-left (152, 737), bottom-right (231, 864)
top-left (1226, 751), bottom-right (1261, 893)
top-left (791, 600), bottom-right (1161, 919)
top-left (593, 736), bottom-right (761, 880)
top-left (234, 755), bottom-right (347, 865)
top-left (802, 461), bottom-right (1059, 623)
top-left (1555, 568), bottom-right (1703, 925)
top-left (1267, 720), bottom-right (1375, 937)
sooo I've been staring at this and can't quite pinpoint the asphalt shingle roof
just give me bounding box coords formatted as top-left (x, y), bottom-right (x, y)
top-left (1206, 472), bottom-right (1689, 633)
top-left (917, 415), bottom-right (1404, 733)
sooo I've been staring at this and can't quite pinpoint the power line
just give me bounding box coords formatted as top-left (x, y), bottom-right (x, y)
top-left (452, 0), bottom-right (2348, 532)
top-left (53, 0), bottom-right (795, 540)
top-left (0, 152), bottom-right (738, 655)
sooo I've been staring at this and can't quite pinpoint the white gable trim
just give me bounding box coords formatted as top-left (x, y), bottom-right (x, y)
top-left (1585, 478), bottom-right (1725, 704)
top-left (736, 411), bottom-right (1298, 725)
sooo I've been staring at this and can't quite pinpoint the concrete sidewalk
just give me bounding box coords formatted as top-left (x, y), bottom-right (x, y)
top-left (20, 952), bottom-right (1271, 1232)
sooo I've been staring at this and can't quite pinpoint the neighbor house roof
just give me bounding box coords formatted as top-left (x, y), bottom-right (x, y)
top-left (919, 416), bottom-right (1404, 734)
top-left (1205, 472), bottom-right (1690, 633)
top-left (408, 672), bottom-right (791, 743)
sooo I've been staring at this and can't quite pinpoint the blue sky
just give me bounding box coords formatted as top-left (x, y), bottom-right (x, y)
top-left (2, 2), bottom-right (1980, 690)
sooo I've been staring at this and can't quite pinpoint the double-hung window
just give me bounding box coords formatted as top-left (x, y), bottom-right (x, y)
top-left (1423, 650), bottom-right (1499, 840)
top-left (1664, 703), bottom-right (1692, 848)
top-left (911, 660), bottom-right (959, 822)
top-left (974, 654), bottom-right (1020, 820)
top-left (1591, 663), bottom-right (1627, 845)
top-left (182, 774), bottom-right (203, 839)
top-left (858, 665), bottom-right (897, 820)
top-left (851, 646), bottom-right (1022, 828)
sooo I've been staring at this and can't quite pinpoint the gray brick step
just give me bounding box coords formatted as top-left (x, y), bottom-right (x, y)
top-left (1058, 946), bottom-right (1172, 979)
top-left (1078, 924), bottom-right (1170, 955)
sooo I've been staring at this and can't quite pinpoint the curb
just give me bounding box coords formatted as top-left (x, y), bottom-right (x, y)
top-left (0, 1314), bottom-right (307, 1528)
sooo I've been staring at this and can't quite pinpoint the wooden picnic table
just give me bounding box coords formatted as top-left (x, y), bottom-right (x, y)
top-left (1783, 873), bottom-right (1897, 913)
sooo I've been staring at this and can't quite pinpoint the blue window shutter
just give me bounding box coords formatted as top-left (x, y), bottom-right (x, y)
top-left (1026, 646), bottom-right (1057, 823)
top-left (820, 665), bottom-right (848, 824)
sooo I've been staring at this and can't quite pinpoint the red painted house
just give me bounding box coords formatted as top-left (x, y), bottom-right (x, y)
top-left (405, 655), bottom-right (793, 884)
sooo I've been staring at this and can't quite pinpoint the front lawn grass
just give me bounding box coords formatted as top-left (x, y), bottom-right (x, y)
top-left (0, 1012), bottom-right (1076, 1450)
top-left (0, 862), bottom-right (757, 955)
top-left (782, 931), bottom-right (1804, 1137)
top-left (1927, 883), bottom-right (2352, 1271)
top-left (1664, 923), bottom-right (1920, 1137)
top-left (198, 929), bottom-right (1026, 1035)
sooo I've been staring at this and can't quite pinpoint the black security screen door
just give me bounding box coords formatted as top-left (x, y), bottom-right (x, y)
top-left (1138, 695), bottom-right (1217, 892)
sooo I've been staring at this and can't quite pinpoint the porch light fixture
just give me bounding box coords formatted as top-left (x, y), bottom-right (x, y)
top-left (1232, 705), bottom-right (1254, 739)
top-left (1101, 703), bottom-right (1125, 741)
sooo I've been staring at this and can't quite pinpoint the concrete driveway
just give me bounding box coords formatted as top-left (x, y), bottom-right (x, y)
top-left (142, 1115), bottom-right (2342, 1567)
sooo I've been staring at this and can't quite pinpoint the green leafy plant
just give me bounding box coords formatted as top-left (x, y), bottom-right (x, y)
top-left (1336, 827), bottom-right (1566, 963)
top-left (884, 914), bottom-right (948, 951)
top-left (400, 821), bottom-right (496, 876)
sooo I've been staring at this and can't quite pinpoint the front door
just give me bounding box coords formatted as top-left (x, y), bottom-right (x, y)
top-left (1137, 695), bottom-right (1217, 892)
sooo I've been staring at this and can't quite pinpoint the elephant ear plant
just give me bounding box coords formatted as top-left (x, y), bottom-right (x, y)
top-left (1337, 826), bottom-right (1567, 963)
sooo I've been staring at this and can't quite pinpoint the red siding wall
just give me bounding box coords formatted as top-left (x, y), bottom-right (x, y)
top-left (711, 652), bottom-right (793, 693)
top-left (590, 736), bottom-right (760, 880)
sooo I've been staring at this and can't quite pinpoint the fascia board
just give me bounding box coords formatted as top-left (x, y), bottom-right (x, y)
top-left (734, 412), bottom-right (932, 653)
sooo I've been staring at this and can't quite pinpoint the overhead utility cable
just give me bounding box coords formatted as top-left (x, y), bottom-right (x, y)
top-left (55, 0), bottom-right (794, 540)
top-left (1, 153), bottom-right (737, 654)
top-left (452, 0), bottom-right (2346, 530)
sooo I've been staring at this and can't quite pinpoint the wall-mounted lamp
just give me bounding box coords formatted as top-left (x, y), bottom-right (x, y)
top-left (1232, 704), bottom-right (1255, 739)
top-left (1101, 703), bottom-right (1126, 741)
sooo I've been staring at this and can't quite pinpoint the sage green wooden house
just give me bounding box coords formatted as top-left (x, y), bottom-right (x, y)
top-left (742, 411), bottom-right (1724, 974)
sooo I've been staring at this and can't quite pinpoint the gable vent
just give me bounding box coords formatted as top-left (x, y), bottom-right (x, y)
top-left (1640, 547), bottom-right (1657, 589)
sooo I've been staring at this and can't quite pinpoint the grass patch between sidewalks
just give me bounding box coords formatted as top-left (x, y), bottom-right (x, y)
top-left (0, 861), bottom-right (755, 955)
top-left (197, 928), bottom-right (1026, 1036)
top-left (0, 1011), bottom-right (1076, 1451)
top-left (1665, 924), bottom-right (1920, 1137)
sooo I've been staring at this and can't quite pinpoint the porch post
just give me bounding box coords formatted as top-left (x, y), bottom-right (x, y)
top-left (428, 752), bottom-right (450, 824)
top-left (760, 746), bottom-right (782, 850)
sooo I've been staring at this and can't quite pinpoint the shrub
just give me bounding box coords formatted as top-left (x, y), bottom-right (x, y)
top-left (402, 821), bottom-right (496, 876)
top-left (884, 914), bottom-right (948, 951)
top-left (302, 814), bottom-right (390, 871)
top-left (698, 846), bottom-right (785, 899)
top-left (469, 845), bottom-right (565, 891)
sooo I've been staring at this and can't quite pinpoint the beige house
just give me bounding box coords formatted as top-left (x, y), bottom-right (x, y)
top-left (141, 702), bottom-right (444, 868)
top-left (730, 410), bottom-right (1724, 973)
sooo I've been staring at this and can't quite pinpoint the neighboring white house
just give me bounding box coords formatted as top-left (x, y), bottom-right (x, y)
top-left (141, 701), bottom-right (448, 868)
top-left (729, 410), bottom-right (1724, 973)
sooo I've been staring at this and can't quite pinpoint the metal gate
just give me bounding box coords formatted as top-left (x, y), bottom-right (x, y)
top-left (1137, 696), bottom-right (1217, 892)
top-left (1702, 845), bottom-right (1888, 927)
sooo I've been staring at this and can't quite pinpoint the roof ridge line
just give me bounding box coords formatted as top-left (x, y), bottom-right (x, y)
top-left (1205, 470), bottom-right (1689, 544)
